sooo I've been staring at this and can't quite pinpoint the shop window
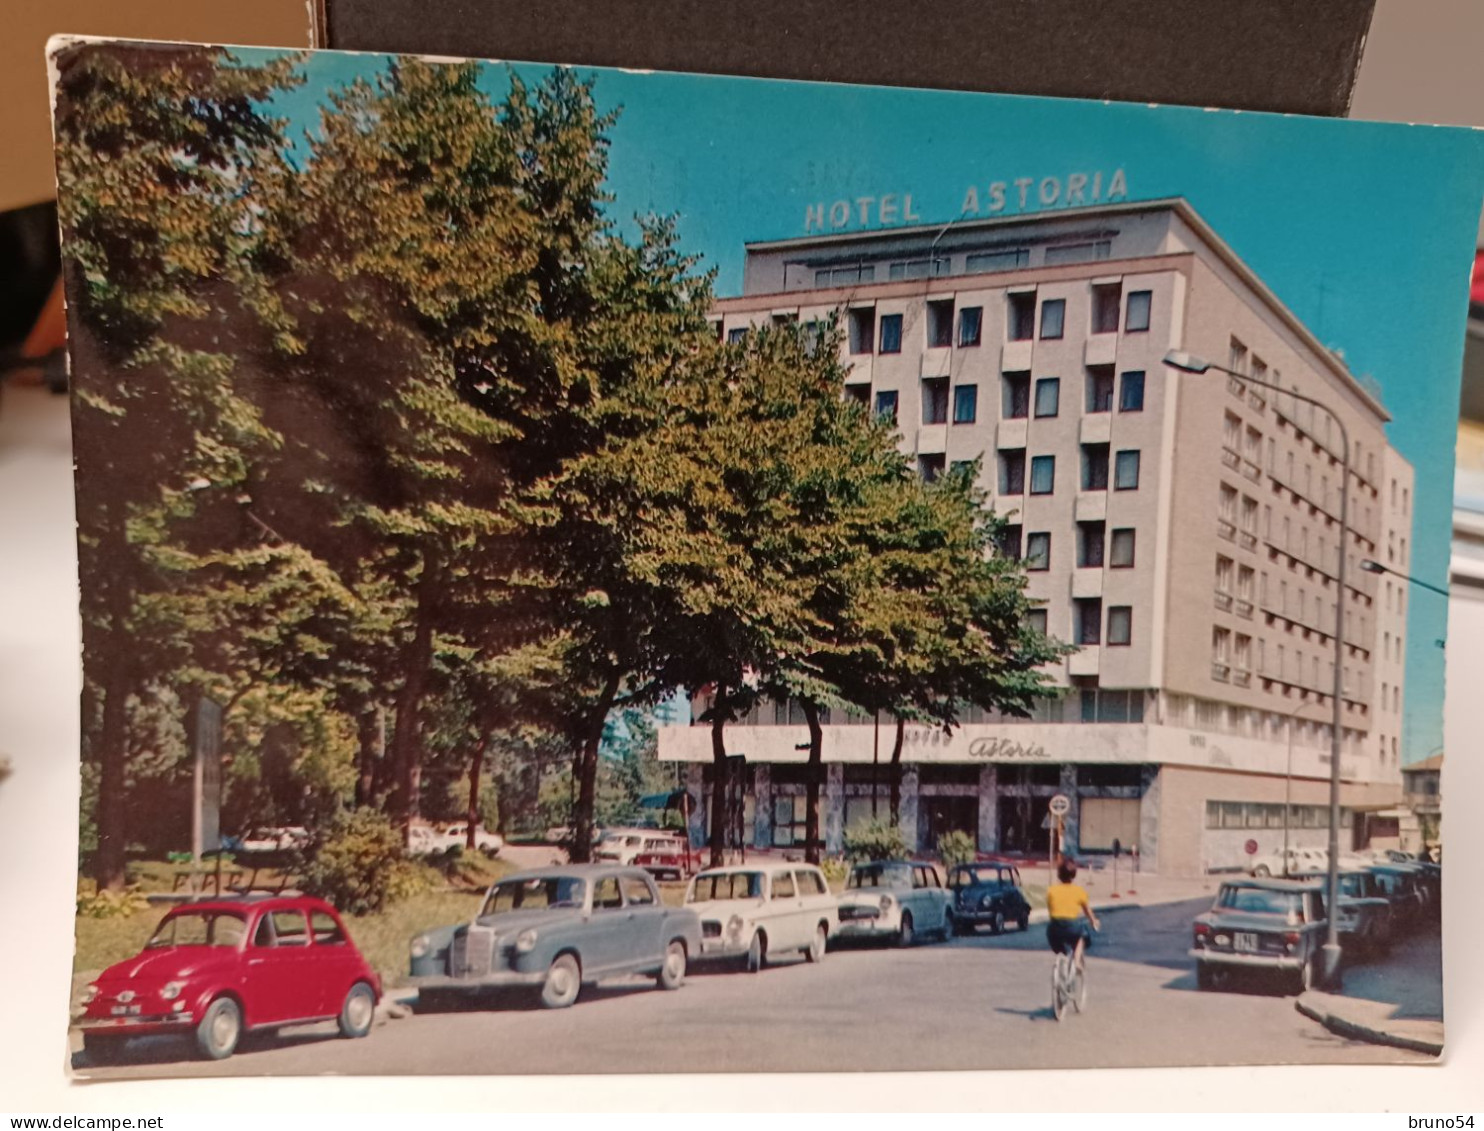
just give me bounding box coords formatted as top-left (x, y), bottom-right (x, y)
top-left (1078, 764), bottom-right (1143, 788)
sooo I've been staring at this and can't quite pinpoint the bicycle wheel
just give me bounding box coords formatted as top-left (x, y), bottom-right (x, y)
top-left (1051, 956), bottom-right (1069, 1021)
top-left (1072, 963), bottom-right (1087, 1013)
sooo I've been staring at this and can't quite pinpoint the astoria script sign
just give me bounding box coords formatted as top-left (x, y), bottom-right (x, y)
top-left (968, 736), bottom-right (1050, 761)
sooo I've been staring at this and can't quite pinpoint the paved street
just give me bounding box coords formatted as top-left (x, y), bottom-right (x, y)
top-left (71, 897), bottom-right (1429, 1078)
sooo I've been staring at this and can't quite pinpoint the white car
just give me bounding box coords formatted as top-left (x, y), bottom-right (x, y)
top-left (235, 826), bottom-right (310, 853)
top-left (684, 864), bottom-right (837, 970)
top-left (834, 860), bottom-right (953, 946)
top-left (435, 822), bottom-right (503, 856)
top-left (1246, 847), bottom-right (1326, 877)
top-left (594, 828), bottom-right (667, 866)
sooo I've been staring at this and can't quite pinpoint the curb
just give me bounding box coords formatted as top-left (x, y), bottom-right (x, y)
top-left (1294, 995), bottom-right (1443, 1057)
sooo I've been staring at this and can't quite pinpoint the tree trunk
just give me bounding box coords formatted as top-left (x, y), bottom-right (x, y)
top-left (355, 706), bottom-right (382, 809)
top-left (571, 671), bottom-right (620, 864)
top-left (466, 731), bottom-right (490, 849)
top-left (93, 662), bottom-right (132, 891)
top-left (802, 699), bottom-right (824, 864)
top-left (390, 560), bottom-right (438, 840)
top-left (708, 687), bottom-right (729, 868)
top-left (889, 715), bottom-right (906, 826)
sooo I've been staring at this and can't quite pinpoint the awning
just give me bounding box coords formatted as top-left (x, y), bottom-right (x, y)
top-left (638, 790), bottom-right (689, 810)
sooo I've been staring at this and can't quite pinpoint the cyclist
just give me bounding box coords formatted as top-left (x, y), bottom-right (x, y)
top-left (1046, 859), bottom-right (1100, 973)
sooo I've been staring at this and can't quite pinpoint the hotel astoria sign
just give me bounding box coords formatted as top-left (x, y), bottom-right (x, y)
top-left (803, 168), bottom-right (1129, 234)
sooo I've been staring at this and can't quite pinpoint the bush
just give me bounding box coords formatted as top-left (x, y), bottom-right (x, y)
top-left (299, 808), bottom-right (425, 915)
top-left (819, 856), bottom-right (848, 886)
top-left (843, 819), bottom-right (909, 863)
top-left (936, 830), bottom-right (977, 870)
top-left (76, 883), bottom-right (150, 919)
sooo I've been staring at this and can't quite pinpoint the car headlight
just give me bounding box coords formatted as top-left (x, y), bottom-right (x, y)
top-left (879, 895), bottom-right (894, 912)
top-left (80, 984), bottom-right (98, 1005)
top-left (515, 929), bottom-right (538, 953)
top-left (410, 934), bottom-right (431, 959)
top-left (160, 981), bottom-right (185, 1001)
top-left (726, 915), bottom-right (744, 936)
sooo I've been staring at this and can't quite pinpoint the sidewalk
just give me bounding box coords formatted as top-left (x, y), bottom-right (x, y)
top-left (1016, 858), bottom-right (1221, 917)
top-left (1295, 924), bottom-right (1444, 1056)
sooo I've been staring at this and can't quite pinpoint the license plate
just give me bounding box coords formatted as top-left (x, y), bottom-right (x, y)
top-left (110, 1005), bottom-right (141, 1016)
top-left (1234, 932), bottom-right (1258, 953)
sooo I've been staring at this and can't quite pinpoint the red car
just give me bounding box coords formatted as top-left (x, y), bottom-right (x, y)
top-left (78, 895), bottom-right (381, 1063)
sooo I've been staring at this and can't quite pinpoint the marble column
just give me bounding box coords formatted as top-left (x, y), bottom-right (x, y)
top-left (824, 763), bottom-right (845, 854)
top-left (977, 764), bottom-right (999, 852)
top-left (685, 764), bottom-right (706, 848)
top-left (1059, 762), bottom-right (1080, 856)
top-left (753, 763), bottom-right (773, 849)
top-left (1138, 765), bottom-right (1161, 874)
top-left (900, 766), bottom-right (921, 853)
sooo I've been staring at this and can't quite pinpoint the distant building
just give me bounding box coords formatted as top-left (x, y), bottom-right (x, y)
top-left (660, 198), bottom-right (1411, 877)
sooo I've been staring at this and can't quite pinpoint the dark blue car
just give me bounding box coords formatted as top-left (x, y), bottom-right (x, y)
top-left (946, 862), bottom-right (1032, 935)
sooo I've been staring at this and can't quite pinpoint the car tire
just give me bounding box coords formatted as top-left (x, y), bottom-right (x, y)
top-left (806, 923), bottom-right (827, 963)
top-left (745, 931), bottom-right (767, 973)
top-left (540, 953), bottom-right (582, 1009)
top-left (989, 910), bottom-right (1005, 936)
top-left (82, 1033), bottom-right (126, 1066)
top-left (338, 982), bottom-right (375, 1038)
top-left (946, 912), bottom-right (961, 938)
top-left (1289, 956), bottom-right (1313, 996)
top-left (195, 996), bottom-right (243, 1061)
top-left (897, 912), bottom-right (915, 948)
top-left (1196, 963), bottom-right (1215, 992)
top-left (1018, 912), bottom-right (1031, 932)
top-left (657, 940), bottom-right (687, 990)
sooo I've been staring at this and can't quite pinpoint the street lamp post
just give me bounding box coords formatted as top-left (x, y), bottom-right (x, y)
top-left (1359, 557), bottom-right (1450, 599)
top-left (1165, 350), bottom-right (1351, 987)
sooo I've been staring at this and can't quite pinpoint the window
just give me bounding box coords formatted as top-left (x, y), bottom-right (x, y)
top-left (594, 877), bottom-right (624, 909)
top-left (847, 308), bottom-right (874, 355)
top-left (1039, 298), bottom-right (1066, 340)
top-left (888, 257), bottom-right (949, 280)
top-left (622, 876), bottom-right (656, 906)
top-left (1007, 293), bottom-right (1036, 341)
top-left (952, 384), bottom-right (977, 424)
top-left (1229, 337), bottom-right (1248, 374)
top-left (270, 911), bottom-right (309, 947)
top-left (997, 522), bottom-right (1023, 559)
top-left (1107, 606), bottom-right (1132, 646)
top-left (958, 306), bottom-right (983, 347)
top-left (1219, 484), bottom-right (1237, 523)
top-left (999, 450), bottom-right (1026, 495)
top-left (1124, 290), bottom-right (1151, 332)
top-left (1081, 443), bottom-right (1110, 491)
top-left (1240, 495), bottom-right (1258, 533)
top-left (1110, 527), bottom-right (1136, 567)
top-left (1026, 532), bottom-right (1051, 570)
top-left (797, 870), bottom-right (829, 897)
top-left (1034, 377), bottom-right (1060, 418)
top-left (1212, 626), bottom-right (1232, 664)
top-left (1076, 598), bottom-right (1103, 645)
top-left (922, 378), bottom-right (949, 425)
top-left (1114, 450), bottom-right (1141, 490)
top-left (1119, 370), bottom-right (1145, 412)
top-left (927, 300), bottom-right (954, 348)
top-left (1092, 283), bottom-right (1122, 334)
top-left (844, 383), bottom-right (870, 408)
top-left (727, 327), bottom-right (748, 344)
top-left (771, 871), bottom-right (797, 899)
top-left (1003, 372), bottom-right (1030, 418)
top-left (1223, 411), bottom-right (1241, 450)
top-left (917, 454), bottom-right (945, 482)
top-left (1215, 555), bottom-right (1233, 592)
top-left (1086, 367), bottom-right (1114, 412)
top-left (816, 265), bottom-right (876, 287)
top-left (1077, 521), bottom-right (1106, 568)
top-left (968, 249), bottom-right (1029, 273)
top-left (879, 313), bottom-right (903, 353)
top-left (311, 911), bottom-right (346, 945)
top-left (1245, 425), bottom-right (1262, 464)
top-left (1237, 565), bottom-right (1255, 601)
top-left (1045, 241), bottom-right (1113, 266)
top-left (875, 390), bottom-right (898, 424)
top-left (1030, 455), bottom-right (1056, 495)
top-left (1235, 634), bottom-right (1252, 671)
top-left (1026, 608), bottom-right (1048, 634)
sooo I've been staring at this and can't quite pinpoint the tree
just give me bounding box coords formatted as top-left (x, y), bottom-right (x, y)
top-left (54, 43), bottom-right (302, 887)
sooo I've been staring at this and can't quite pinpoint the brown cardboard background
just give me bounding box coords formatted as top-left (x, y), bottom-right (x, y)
top-left (320, 0), bottom-right (1374, 116)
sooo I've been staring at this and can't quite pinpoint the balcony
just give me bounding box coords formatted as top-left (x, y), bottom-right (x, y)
top-left (1217, 520), bottom-right (1237, 542)
top-left (1071, 569), bottom-right (1103, 599)
top-left (1239, 531), bottom-right (1259, 552)
top-left (1083, 334), bottom-right (1117, 367)
top-left (1221, 447), bottom-right (1241, 471)
top-left (1233, 668), bottom-right (1252, 688)
top-left (1213, 590), bottom-right (1233, 612)
top-left (996, 417), bottom-right (1028, 449)
top-left (1001, 339), bottom-right (1034, 372)
top-left (1211, 661), bottom-right (1231, 683)
top-left (1234, 598), bottom-right (1254, 619)
top-left (1241, 458), bottom-right (1262, 482)
top-left (1079, 413), bottom-right (1111, 444)
top-left (1074, 492), bottom-right (1108, 522)
top-left (1069, 646), bottom-right (1101, 677)
top-left (921, 347), bottom-right (952, 379)
top-left (916, 424), bottom-right (947, 455)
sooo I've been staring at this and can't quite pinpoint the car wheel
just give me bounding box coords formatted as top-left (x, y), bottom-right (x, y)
top-left (806, 922), bottom-right (827, 963)
top-left (657, 940), bottom-right (687, 990)
top-left (989, 910), bottom-right (1005, 936)
top-left (540, 953), bottom-right (582, 1009)
top-left (195, 996), bottom-right (243, 1061)
top-left (745, 930), bottom-right (767, 973)
top-left (338, 981), bottom-right (375, 1038)
top-left (897, 912), bottom-right (915, 948)
top-left (1289, 956), bottom-right (1313, 996)
top-left (1018, 911), bottom-right (1031, 932)
top-left (946, 911), bottom-right (962, 938)
top-left (1196, 963), bottom-right (1215, 991)
top-left (82, 1033), bottom-right (126, 1066)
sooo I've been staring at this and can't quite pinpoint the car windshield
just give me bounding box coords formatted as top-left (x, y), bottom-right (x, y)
top-left (688, 872), bottom-right (763, 902)
top-left (1337, 875), bottom-right (1365, 898)
top-left (1216, 887), bottom-right (1302, 916)
top-left (950, 866), bottom-right (1003, 888)
top-left (481, 876), bottom-right (586, 916)
top-left (146, 910), bottom-right (247, 948)
top-left (847, 865), bottom-right (912, 889)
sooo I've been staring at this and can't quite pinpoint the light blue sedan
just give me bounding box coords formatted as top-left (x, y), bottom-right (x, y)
top-left (834, 860), bottom-right (953, 946)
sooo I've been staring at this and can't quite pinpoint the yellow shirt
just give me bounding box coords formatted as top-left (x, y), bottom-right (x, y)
top-left (1046, 882), bottom-right (1089, 921)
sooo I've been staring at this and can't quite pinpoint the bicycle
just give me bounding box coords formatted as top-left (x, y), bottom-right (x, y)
top-left (1051, 930), bottom-right (1091, 1021)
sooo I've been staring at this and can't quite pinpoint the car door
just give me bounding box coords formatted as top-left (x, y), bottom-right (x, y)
top-left (766, 869), bottom-right (802, 949)
top-left (244, 909), bottom-right (316, 1024)
top-left (620, 873), bottom-right (667, 967)
top-left (923, 865), bottom-right (950, 930)
top-left (796, 867), bottom-right (834, 936)
top-left (308, 908), bottom-right (358, 1016)
top-left (585, 874), bottom-right (633, 975)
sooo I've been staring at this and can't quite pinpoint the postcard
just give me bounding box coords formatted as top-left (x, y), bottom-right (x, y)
top-left (51, 38), bottom-right (1481, 1078)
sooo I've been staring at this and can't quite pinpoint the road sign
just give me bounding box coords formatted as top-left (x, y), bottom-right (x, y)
top-left (1244, 838), bottom-right (1259, 855)
top-left (1048, 793), bottom-right (1070, 818)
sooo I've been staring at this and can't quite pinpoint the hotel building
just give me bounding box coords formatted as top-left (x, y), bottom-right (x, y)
top-left (659, 198), bottom-right (1411, 876)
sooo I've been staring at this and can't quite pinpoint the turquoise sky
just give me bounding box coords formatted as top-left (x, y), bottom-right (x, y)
top-left (262, 48), bottom-right (1484, 763)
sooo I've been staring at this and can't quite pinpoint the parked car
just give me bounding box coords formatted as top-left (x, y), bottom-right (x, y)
top-left (1246, 846), bottom-right (1326, 877)
top-left (407, 865), bottom-right (701, 1009)
top-left (632, 832), bottom-right (694, 880)
top-left (235, 826), bottom-right (311, 854)
top-left (834, 860), bottom-right (952, 946)
top-left (1291, 869), bottom-right (1393, 956)
top-left (945, 862), bottom-right (1032, 935)
top-left (685, 863), bottom-right (837, 970)
top-left (430, 822), bottom-right (503, 856)
top-left (1190, 877), bottom-right (1327, 994)
top-left (593, 827), bottom-right (667, 866)
top-left (1366, 862), bottom-right (1433, 923)
top-left (77, 895), bottom-right (380, 1063)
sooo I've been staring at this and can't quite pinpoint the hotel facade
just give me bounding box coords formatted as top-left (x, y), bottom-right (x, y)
top-left (659, 199), bottom-right (1413, 877)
